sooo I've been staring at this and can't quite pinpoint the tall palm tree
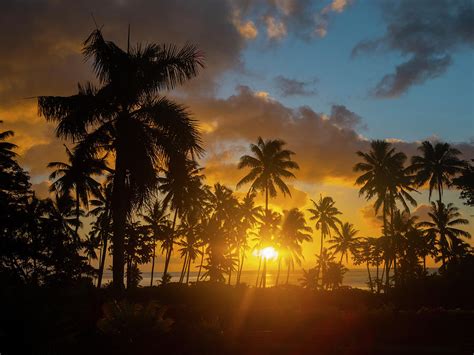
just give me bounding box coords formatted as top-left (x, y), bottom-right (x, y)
top-left (328, 222), bottom-right (359, 264)
top-left (158, 158), bottom-right (205, 282)
top-left (252, 209), bottom-right (281, 287)
top-left (409, 141), bottom-right (465, 203)
top-left (418, 201), bottom-right (471, 267)
top-left (308, 196), bottom-right (341, 257)
top-left (48, 145), bottom-right (106, 239)
top-left (237, 137), bottom-right (299, 213)
top-left (236, 192), bottom-right (261, 284)
top-left (38, 29), bottom-right (204, 290)
top-left (278, 208), bottom-right (312, 285)
top-left (141, 201), bottom-right (169, 286)
top-left (315, 248), bottom-right (335, 289)
top-left (353, 140), bottom-right (417, 287)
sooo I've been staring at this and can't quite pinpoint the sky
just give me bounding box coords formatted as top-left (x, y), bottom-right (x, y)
top-left (1, 0), bottom-right (473, 271)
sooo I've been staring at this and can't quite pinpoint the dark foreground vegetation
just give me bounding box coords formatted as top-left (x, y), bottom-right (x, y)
top-left (1, 276), bottom-right (474, 355)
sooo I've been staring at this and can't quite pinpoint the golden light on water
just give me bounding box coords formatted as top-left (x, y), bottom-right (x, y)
top-left (256, 246), bottom-right (278, 260)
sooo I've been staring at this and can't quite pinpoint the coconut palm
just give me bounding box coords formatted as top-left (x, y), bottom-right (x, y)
top-left (418, 201), bottom-right (471, 268)
top-left (141, 201), bottom-right (169, 286)
top-left (328, 222), bottom-right (359, 264)
top-left (409, 141), bottom-right (465, 203)
top-left (38, 29), bottom-right (204, 290)
top-left (236, 192), bottom-right (261, 284)
top-left (278, 208), bottom-right (312, 285)
top-left (308, 196), bottom-right (341, 257)
top-left (48, 145), bottom-right (106, 239)
top-left (237, 137), bottom-right (298, 213)
top-left (158, 157), bottom-right (205, 282)
top-left (315, 248), bottom-right (336, 289)
top-left (354, 140), bottom-right (417, 287)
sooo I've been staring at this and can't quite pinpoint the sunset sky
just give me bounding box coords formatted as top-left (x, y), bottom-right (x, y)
top-left (1, 0), bottom-right (473, 270)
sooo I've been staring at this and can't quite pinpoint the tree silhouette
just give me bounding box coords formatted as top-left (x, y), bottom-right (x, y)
top-left (141, 201), bottom-right (169, 286)
top-left (278, 208), bottom-right (312, 285)
top-left (419, 201), bottom-right (471, 268)
top-left (38, 29), bottom-right (204, 291)
top-left (409, 141), bottom-right (465, 203)
top-left (328, 222), bottom-right (359, 264)
top-left (48, 145), bottom-right (106, 239)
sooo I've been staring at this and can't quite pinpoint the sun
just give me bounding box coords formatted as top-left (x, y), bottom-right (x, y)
top-left (259, 246), bottom-right (278, 260)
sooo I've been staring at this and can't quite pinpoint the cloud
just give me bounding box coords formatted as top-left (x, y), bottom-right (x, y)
top-left (359, 204), bottom-right (382, 230)
top-left (0, 0), bottom-right (246, 105)
top-left (264, 16), bottom-right (287, 39)
top-left (316, 0), bottom-right (353, 38)
top-left (412, 204), bottom-right (432, 222)
top-left (190, 85), bottom-right (474, 188)
top-left (273, 75), bottom-right (318, 97)
top-left (328, 104), bottom-right (366, 130)
top-left (352, 0), bottom-right (474, 98)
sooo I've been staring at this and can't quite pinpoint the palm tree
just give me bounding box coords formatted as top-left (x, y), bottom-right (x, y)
top-left (315, 248), bottom-right (335, 289)
top-left (38, 29), bottom-right (204, 290)
top-left (237, 137), bottom-right (299, 213)
top-left (0, 121), bottom-right (17, 168)
top-left (158, 158), bottom-right (205, 283)
top-left (308, 196), bottom-right (341, 256)
top-left (354, 140), bottom-right (417, 288)
top-left (48, 145), bottom-right (106, 239)
top-left (278, 208), bottom-right (312, 285)
top-left (141, 201), bottom-right (169, 286)
top-left (409, 141), bottom-right (465, 203)
top-left (328, 222), bottom-right (359, 264)
top-left (418, 201), bottom-right (471, 268)
top-left (236, 192), bottom-right (261, 284)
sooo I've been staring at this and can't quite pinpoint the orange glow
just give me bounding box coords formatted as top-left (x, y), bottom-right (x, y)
top-left (256, 246), bottom-right (278, 260)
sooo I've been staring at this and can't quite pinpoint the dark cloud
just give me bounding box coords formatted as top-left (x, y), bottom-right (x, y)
top-left (352, 0), bottom-right (474, 98)
top-left (274, 75), bottom-right (318, 97)
top-left (0, 0), bottom-right (244, 105)
top-left (190, 86), bottom-right (474, 185)
top-left (329, 104), bottom-right (366, 130)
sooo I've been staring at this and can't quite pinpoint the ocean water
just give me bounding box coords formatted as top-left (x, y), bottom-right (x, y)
top-left (100, 268), bottom-right (392, 289)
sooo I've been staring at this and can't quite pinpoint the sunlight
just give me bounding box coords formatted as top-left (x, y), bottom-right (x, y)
top-left (259, 246), bottom-right (278, 260)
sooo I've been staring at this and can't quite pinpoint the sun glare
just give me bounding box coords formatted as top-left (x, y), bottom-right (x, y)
top-left (259, 246), bottom-right (278, 260)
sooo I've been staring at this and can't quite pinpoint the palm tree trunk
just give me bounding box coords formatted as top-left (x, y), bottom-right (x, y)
top-left (75, 189), bottom-right (80, 239)
top-left (237, 252), bottom-right (245, 285)
top-left (150, 241), bottom-right (156, 287)
top-left (382, 200), bottom-right (390, 291)
top-left (111, 153), bottom-right (127, 292)
top-left (275, 257), bottom-right (282, 286)
top-left (228, 268), bottom-right (232, 285)
top-left (260, 258), bottom-right (267, 288)
top-left (179, 254), bottom-right (188, 283)
top-left (97, 232), bottom-right (108, 288)
top-left (162, 209), bottom-right (178, 281)
top-left (366, 261), bottom-right (373, 292)
top-left (438, 180), bottom-right (442, 203)
top-left (186, 256), bottom-right (191, 284)
top-left (255, 256), bottom-right (262, 287)
top-left (197, 246), bottom-right (205, 282)
top-left (286, 262), bottom-right (291, 284)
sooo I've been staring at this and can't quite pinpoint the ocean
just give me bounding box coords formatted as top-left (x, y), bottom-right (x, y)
top-left (99, 268), bottom-right (404, 289)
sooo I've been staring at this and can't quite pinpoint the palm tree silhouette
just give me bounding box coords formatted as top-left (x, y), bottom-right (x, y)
top-left (38, 29), bottom-right (204, 290)
top-left (0, 121), bottom-right (18, 168)
top-left (141, 201), bottom-right (169, 286)
top-left (209, 136), bottom-right (298, 287)
top-left (48, 145), bottom-right (106, 240)
top-left (315, 248), bottom-right (336, 289)
top-left (308, 196), bottom-right (341, 257)
top-left (278, 208), bottom-right (312, 285)
top-left (354, 140), bottom-right (416, 287)
top-left (419, 201), bottom-right (471, 268)
top-left (158, 157), bottom-right (205, 283)
top-left (88, 181), bottom-right (113, 288)
top-left (237, 137), bottom-right (299, 213)
top-left (409, 141), bottom-right (465, 203)
top-left (236, 192), bottom-right (261, 284)
top-left (328, 222), bottom-right (359, 264)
